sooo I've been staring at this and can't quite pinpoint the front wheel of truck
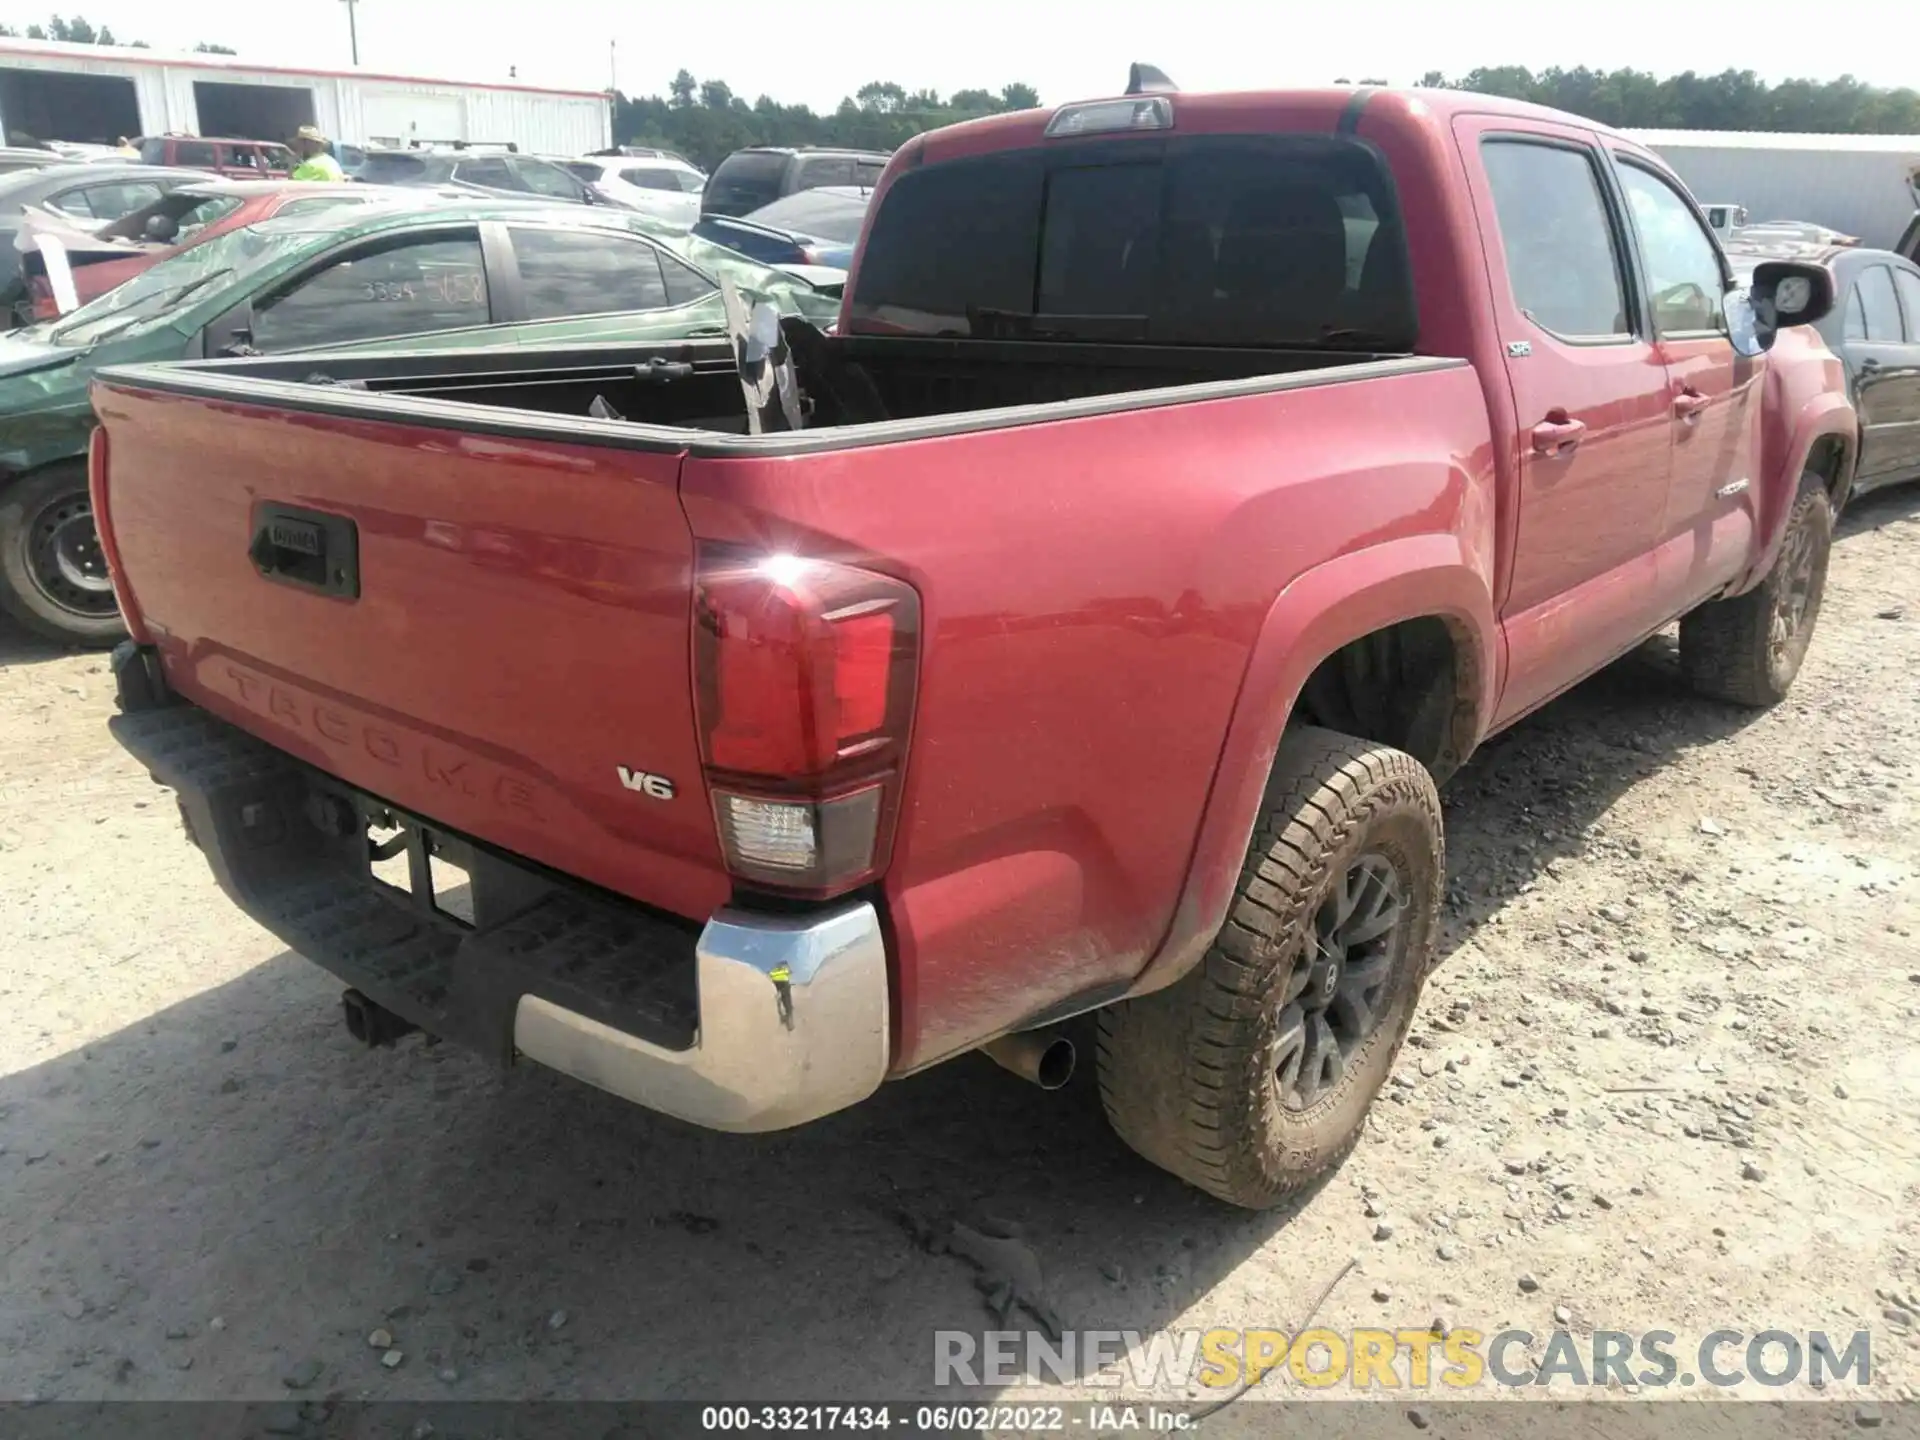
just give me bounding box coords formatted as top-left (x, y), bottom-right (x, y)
top-left (0, 463), bottom-right (127, 648)
top-left (1096, 726), bottom-right (1443, 1210)
top-left (1679, 469), bottom-right (1832, 709)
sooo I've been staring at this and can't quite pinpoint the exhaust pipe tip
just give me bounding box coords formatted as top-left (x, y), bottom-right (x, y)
top-left (341, 988), bottom-right (418, 1048)
top-left (979, 1027), bottom-right (1076, 1090)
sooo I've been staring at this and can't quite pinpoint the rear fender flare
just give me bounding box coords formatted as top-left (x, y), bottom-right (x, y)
top-left (1127, 534), bottom-right (1497, 998)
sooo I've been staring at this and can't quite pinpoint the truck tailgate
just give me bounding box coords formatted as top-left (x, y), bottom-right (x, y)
top-left (92, 382), bottom-right (731, 923)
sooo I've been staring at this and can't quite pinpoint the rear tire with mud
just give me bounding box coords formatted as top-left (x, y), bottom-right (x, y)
top-left (1096, 726), bottom-right (1444, 1210)
top-left (1679, 470), bottom-right (1832, 708)
top-left (0, 462), bottom-right (127, 648)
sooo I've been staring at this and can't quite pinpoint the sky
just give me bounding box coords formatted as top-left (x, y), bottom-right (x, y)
top-left (3, 0), bottom-right (1913, 108)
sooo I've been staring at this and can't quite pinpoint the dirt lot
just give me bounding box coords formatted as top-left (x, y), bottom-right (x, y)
top-left (3, 488), bottom-right (1919, 1415)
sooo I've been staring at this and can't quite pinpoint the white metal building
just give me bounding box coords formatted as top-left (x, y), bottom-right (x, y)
top-left (1626, 129), bottom-right (1920, 249)
top-left (0, 37), bottom-right (611, 155)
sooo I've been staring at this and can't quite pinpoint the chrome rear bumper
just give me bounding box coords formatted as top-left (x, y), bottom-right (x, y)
top-left (513, 902), bottom-right (890, 1133)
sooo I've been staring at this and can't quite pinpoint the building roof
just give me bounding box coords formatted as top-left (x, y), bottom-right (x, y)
top-left (1625, 129), bottom-right (1920, 153)
top-left (0, 35), bottom-right (607, 101)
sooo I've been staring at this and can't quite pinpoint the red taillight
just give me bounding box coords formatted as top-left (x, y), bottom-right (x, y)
top-left (87, 426), bottom-right (143, 640)
top-left (694, 545), bottom-right (919, 898)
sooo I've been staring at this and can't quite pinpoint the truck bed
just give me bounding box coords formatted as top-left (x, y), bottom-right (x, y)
top-left (97, 333), bottom-right (1435, 452)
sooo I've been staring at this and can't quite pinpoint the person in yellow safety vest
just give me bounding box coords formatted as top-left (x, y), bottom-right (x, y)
top-left (289, 125), bottom-right (345, 182)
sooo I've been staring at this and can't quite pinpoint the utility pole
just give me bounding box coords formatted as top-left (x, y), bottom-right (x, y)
top-left (340, 0), bottom-right (360, 65)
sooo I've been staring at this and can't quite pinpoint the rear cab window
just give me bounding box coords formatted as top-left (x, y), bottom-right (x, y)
top-left (845, 134), bottom-right (1417, 350)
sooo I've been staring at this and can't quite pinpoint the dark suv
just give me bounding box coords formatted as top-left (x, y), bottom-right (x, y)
top-left (700, 146), bottom-right (889, 217)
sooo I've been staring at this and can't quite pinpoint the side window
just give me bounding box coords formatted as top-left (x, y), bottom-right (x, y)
top-left (454, 158), bottom-right (517, 191)
top-left (508, 227), bottom-right (668, 319)
top-left (660, 252), bottom-right (719, 306)
top-left (1616, 161), bottom-right (1726, 335)
top-left (855, 159), bottom-right (885, 187)
top-left (1844, 285), bottom-right (1869, 343)
top-left (138, 138), bottom-right (167, 164)
top-left (1857, 264), bottom-right (1902, 343)
top-left (251, 235), bottom-right (490, 352)
top-left (1893, 267), bottom-right (1920, 342)
top-left (514, 160), bottom-right (582, 200)
top-left (224, 147), bottom-right (261, 172)
top-left (797, 155), bottom-right (855, 188)
top-left (1481, 139), bottom-right (1630, 340)
top-left (64, 181), bottom-right (163, 220)
top-left (174, 141), bottom-right (218, 168)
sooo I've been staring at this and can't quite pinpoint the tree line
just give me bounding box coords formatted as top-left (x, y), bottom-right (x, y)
top-left (1413, 65), bottom-right (1920, 134)
top-left (615, 73), bottom-right (1042, 170)
top-left (622, 65), bottom-right (1920, 170)
top-left (0, 13), bottom-right (234, 50)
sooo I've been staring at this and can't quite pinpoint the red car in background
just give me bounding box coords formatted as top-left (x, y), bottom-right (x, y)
top-left (135, 135), bottom-right (297, 179)
top-left (14, 180), bottom-right (379, 322)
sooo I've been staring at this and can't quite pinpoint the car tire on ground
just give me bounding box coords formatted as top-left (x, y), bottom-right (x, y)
top-left (1096, 725), bottom-right (1444, 1210)
top-left (1679, 469), bottom-right (1832, 708)
top-left (0, 462), bottom-right (128, 648)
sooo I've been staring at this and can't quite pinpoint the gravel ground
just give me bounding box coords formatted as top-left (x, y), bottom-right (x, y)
top-left (2, 486), bottom-right (1918, 1414)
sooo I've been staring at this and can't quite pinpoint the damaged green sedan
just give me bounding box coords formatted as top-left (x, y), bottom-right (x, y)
top-left (0, 198), bottom-right (842, 645)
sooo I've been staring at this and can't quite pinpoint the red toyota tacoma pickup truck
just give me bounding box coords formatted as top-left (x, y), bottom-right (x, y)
top-left (89, 83), bottom-right (1854, 1209)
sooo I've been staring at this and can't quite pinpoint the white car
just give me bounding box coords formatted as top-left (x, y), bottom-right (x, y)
top-left (560, 156), bottom-right (706, 229)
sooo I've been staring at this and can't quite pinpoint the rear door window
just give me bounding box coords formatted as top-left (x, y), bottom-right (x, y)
top-left (251, 233), bottom-right (490, 351)
top-left (513, 159), bottom-right (584, 200)
top-left (174, 140), bottom-right (218, 168)
top-left (1479, 140), bottom-right (1630, 340)
top-left (620, 166), bottom-right (683, 191)
top-left (454, 158), bottom-right (518, 191)
top-left (660, 252), bottom-right (719, 306)
top-left (847, 135), bottom-right (1416, 349)
top-left (508, 226), bottom-right (669, 318)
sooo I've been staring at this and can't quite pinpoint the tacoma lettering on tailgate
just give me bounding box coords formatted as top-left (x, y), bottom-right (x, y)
top-left (215, 663), bottom-right (546, 824)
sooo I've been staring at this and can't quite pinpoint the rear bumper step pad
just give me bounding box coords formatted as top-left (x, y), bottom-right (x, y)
top-left (106, 645), bottom-right (891, 1132)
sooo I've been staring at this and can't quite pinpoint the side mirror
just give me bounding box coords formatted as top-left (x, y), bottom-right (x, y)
top-left (1742, 260), bottom-right (1835, 353)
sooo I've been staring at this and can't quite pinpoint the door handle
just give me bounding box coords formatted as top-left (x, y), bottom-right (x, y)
top-left (1530, 416), bottom-right (1588, 456)
top-left (1673, 388), bottom-right (1712, 420)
